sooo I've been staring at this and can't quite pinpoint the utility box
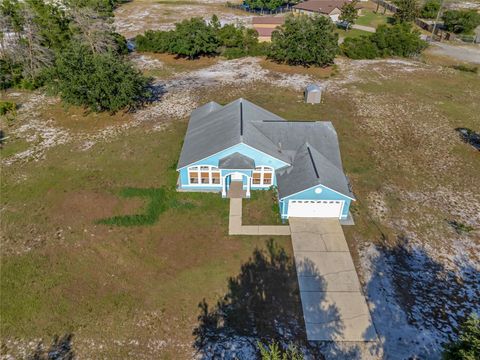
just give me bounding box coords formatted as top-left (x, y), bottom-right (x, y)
top-left (305, 84), bottom-right (322, 104)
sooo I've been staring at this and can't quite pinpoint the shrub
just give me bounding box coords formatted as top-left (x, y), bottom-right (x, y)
top-left (0, 101), bottom-right (17, 116)
top-left (257, 341), bottom-right (304, 360)
top-left (134, 16), bottom-right (262, 60)
top-left (420, 0), bottom-right (440, 19)
top-left (0, 58), bottom-right (24, 90)
top-left (169, 17), bottom-right (219, 58)
top-left (452, 64), bottom-right (478, 73)
top-left (269, 14), bottom-right (338, 67)
top-left (135, 30), bottom-right (176, 53)
top-left (47, 43), bottom-right (151, 112)
top-left (371, 23), bottom-right (427, 57)
top-left (442, 313), bottom-right (480, 360)
top-left (393, 0), bottom-right (419, 23)
top-left (442, 10), bottom-right (480, 34)
top-left (341, 35), bottom-right (379, 59)
top-left (245, 0), bottom-right (285, 11)
top-left (341, 23), bottom-right (427, 59)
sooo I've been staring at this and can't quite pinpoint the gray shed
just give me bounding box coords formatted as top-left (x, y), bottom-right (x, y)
top-left (304, 84), bottom-right (322, 104)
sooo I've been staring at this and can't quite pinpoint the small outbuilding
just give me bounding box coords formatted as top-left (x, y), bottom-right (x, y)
top-left (305, 84), bottom-right (322, 104)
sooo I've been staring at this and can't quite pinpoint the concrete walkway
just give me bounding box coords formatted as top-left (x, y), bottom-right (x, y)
top-left (351, 24), bottom-right (376, 33)
top-left (290, 218), bottom-right (377, 342)
top-left (228, 198), bottom-right (291, 236)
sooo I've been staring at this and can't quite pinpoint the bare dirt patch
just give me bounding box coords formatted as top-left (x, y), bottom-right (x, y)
top-left (114, 0), bottom-right (251, 38)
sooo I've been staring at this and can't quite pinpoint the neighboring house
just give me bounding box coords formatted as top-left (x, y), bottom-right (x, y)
top-left (293, 0), bottom-right (361, 22)
top-left (252, 16), bottom-right (285, 42)
top-left (177, 98), bottom-right (355, 220)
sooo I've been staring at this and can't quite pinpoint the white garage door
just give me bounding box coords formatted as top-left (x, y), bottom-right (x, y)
top-left (288, 200), bottom-right (344, 218)
top-left (330, 14), bottom-right (340, 22)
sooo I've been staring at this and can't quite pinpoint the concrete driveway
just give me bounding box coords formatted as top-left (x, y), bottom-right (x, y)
top-left (289, 218), bottom-right (377, 342)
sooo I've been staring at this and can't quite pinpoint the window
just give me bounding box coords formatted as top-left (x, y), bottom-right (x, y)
top-left (251, 166), bottom-right (274, 186)
top-left (212, 171), bottom-right (220, 184)
top-left (188, 165), bottom-right (221, 185)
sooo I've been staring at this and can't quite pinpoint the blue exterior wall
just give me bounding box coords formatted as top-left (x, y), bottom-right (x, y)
top-left (279, 184), bottom-right (353, 219)
top-left (177, 142), bottom-right (289, 190)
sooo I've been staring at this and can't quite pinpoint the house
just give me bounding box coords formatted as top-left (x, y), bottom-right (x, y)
top-left (292, 0), bottom-right (359, 22)
top-left (252, 16), bottom-right (285, 42)
top-left (176, 99), bottom-right (355, 220)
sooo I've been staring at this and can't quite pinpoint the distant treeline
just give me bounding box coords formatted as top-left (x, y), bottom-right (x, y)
top-left (135, 15), bottom-right (268, 59)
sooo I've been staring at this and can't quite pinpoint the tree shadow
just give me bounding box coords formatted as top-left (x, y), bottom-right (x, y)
top-left (361, 235), bottom-right (480, 358)
top-left (27, 334), bottom-right (74, 360)
top-left (193, 239), bottom-right (362, 359)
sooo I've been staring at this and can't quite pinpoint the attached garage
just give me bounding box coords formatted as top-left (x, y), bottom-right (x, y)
top-left (288, 199), bottom-right (344, 218)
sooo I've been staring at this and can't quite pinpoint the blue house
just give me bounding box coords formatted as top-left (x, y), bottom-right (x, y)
top-left (177, 98), bottom-right (355, 220)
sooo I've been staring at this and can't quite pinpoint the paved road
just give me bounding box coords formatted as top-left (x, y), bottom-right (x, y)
top-left (429, 42), bottom-right (480, 64)
top-left (289, 218), bottom-right (377, 342)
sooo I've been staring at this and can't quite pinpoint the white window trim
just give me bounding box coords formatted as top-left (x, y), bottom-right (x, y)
top-left (188, 165), bottom-right (221, 186)
top-left (251, 166), bottom-right (274, 187)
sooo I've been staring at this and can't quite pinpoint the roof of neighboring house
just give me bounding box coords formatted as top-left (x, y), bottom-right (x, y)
top-left (177, 98), bottom-right (354, 200)
top-left (255, 27), bottom-right (277, 37)
top-left (219, 152), bottom-right (255, 169)
top-left (252, 16), bottom-right (286, 25)
top-left (293, 0), bottom-right (350, 14)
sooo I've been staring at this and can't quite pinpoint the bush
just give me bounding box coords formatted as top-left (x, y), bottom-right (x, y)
top-left (452, 64), bottom-right (478, 73)
top-left (169, 17), bottom-right (219, 58)
top-left (442, 10), bottom-right (480, 34)
top-left (269, 14), bottom-right (338, 67)
top-left (0, 58), bottom-right (24, 90)
top-left (341, 35), bottom-right (379, 59)
top-left (257, 341), bottom-right (304, 360)
top-left (245, 0), bottom-right (285, 11)
top-left (442, 314), bottom-right (480, 360)
top-left (135, 30), bottom-right (176, 53)
top-left (372, 23), bottom-right (427, 57)
top-left (0, 101), bottom-right (17, 116)
top-left (47, 43), bottom-right (151, 112)
top-left (342, 23), bottom-right (427, 59)
top-left (420, 0), bottom-right (440, 19)
top-left (134, 15), bottom-right (262, 60)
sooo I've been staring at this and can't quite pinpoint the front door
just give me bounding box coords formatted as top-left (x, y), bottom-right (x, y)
top-left (231, 173), bottom-right (243, 181)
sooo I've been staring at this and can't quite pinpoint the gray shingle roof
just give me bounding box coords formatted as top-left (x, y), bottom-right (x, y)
top-left (177, 98), bottom-right (288, 169)
top-left (219, 152), bottom-right (255, 169)
top-left (177, 98), bottom-right (354, 200)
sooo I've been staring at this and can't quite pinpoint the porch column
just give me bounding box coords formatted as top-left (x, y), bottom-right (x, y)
top-left (246, 176), bottom-right (251, 198)
top-left (222, 176), bottom-right (227, 197)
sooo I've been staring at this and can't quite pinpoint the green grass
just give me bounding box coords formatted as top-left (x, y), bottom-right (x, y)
top-left (336, 28), bottom-right (372, 39)
top-left (355, 10), bottom-right (390, 28)
top-left (242, 188), bottom-right (285, 225)
top-left (98, 187), bottom-right (194, 226)
top-left (1, 59), bottom-right (480, 358)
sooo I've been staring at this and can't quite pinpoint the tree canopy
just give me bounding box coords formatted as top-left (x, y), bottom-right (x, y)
top-left (244, 0), bottom-right (286, 11)
top-left (342, 23), bottom-right (427, 59)
top-left (47, 43), bottom-right (151, 113)
top-left (442, 314), bottom-right (480, 360)
top-left (393, 0), bottom-right (419, 23)
top-left (0, 0), bottom-right (147, 112)
top-left (419, 0), bottom-right (440, 19)
top-left (134, 15), bottom-right (265, 59)
top-left (442, 10), bottom-right (480, 34)
top-left (269, 14), bottom-right (338, 67)
top-left (339, 0), bottom-right (359, 29)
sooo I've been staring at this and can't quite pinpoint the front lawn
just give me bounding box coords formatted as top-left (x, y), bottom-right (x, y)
top-left (242, 189), bottom-right (285, 225)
